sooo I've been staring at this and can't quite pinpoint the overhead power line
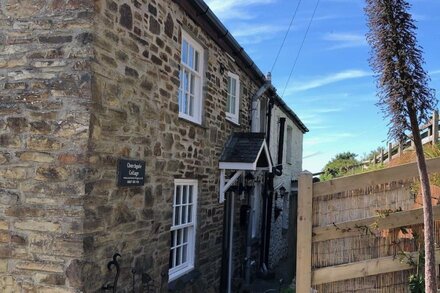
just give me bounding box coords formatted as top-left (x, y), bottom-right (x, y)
top-left (282, 0), bottom-right (321, 98)
top-left (270, 0), bottom-right (303, 74)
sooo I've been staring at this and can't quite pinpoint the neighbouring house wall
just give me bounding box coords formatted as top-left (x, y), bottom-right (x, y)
top-left (85, 0), bottom-right (264, 291)
top-left (268, 105), bottom-right (303, 267)
top-left (0, 0), bottom-right (93, 291)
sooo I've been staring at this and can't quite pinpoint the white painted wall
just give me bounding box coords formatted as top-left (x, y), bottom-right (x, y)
top-left (268, 105), bottom-right (304, 267)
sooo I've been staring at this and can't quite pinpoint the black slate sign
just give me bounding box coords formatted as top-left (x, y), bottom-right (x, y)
top-left (117, 159), bottom-right (146, 187)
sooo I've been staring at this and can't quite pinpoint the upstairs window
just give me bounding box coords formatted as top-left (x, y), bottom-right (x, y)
top-left (169, 179), bottom-right (197, 282)
top-left (286, 126), bottom-right (293, 164)
top-left (178, 31), bottom-right (204, 124)
top-left (226, 72), bottom-right (240, 124)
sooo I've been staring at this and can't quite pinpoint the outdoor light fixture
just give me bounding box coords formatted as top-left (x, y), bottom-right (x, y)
top-left (279, 186), bottom-right (286, 198)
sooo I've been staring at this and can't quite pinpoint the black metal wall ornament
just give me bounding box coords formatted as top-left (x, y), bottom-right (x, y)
top-left (102, 253), bottom-right (121, 292)
top-left (101, 253), bottom-right (158, 293)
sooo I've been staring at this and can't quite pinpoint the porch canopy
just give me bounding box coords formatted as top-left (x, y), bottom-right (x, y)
top-left (218, 132), bottom-right (273, 203)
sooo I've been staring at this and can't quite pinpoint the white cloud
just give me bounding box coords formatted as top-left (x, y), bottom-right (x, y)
top-left (287, 69), bottom-right (371, 92)
top-left (324, 32), bottom-right (367, 49)
top-left (303, 151), bottom-right (323, 159)
top-left (430, 69), bottom-right (440, 75)
top-left (206, 0), bottom-right (275, 20)
top-left (230, 24), bottom-right (285, 44)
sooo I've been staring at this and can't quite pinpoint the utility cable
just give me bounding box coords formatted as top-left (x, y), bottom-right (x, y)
top-left (270, 0), bottom-right (303, 74)
top-left (281, 0), bottom-right (321, 98)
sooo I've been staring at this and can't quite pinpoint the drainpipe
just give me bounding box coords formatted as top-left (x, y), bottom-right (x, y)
top-left (277, 118), bottom-right (286, 169)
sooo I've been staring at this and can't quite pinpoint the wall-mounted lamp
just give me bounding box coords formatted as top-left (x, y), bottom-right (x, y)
top-left (219, 62), bottom-right (225, 74)
top-left (279, 186), bottom-right (287, 198)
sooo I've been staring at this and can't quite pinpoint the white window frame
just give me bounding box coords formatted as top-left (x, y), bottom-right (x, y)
top-left (169, 179), bottom-right (198, 282)
top-left (178, 31), bottom-right (204, 125)
top-left (225, 72), bottom-right (240, 124)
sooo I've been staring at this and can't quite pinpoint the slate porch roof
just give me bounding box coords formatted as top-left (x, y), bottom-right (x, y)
top-left (219, 132), bottom-right (273, 170)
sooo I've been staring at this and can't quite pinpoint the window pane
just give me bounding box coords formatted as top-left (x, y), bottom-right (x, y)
top-left (189, 186), bottom-right (193, 202)
top-left (183, 227), bottom-right (188, 243)
top-left (176, 246), bottom-right (181, 266)
top-left (182, 40), bottom-right (188, 64)
top-left (189, 46), bottom-right (194, 69)
top-left (231, 78), bottom-right (236, 96)
top-left (182, 244), bottom-right (187, 263)
top-left (230, 95), bottom-right (236, 114)
top-left (190, 75), bottom-right (195, 95)
top-left (182, 186), bottom-right (187, 204)
top-left (187, 205), bottom-right (192, 223)
top-left (189, 95), bottom-right (194, 116)
top-left (184, 71), bottom-right (189, 93)
top-left (175, 206), bottom-right (180, 226)
top-left (175, 186), bottom-right (180, 205)
top-left (177, 229), bottom-right (182, 245)
top-left (182, 205), bottom-right (187, 224)
top-left (176, 187), bottom-right (181, 205)
top-left (195, 51), bottom-right (199, 72)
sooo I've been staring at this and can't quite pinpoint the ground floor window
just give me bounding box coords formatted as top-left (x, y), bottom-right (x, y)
top-left (169, 179), bottom-right (197, 281)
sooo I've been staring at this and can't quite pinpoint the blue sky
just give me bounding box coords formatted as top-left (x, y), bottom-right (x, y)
top-left (205, 0), bottom-right (440, 173)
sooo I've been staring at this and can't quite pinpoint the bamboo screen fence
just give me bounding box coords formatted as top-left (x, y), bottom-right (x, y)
top-left (296, 157), bottom-right (440, 292)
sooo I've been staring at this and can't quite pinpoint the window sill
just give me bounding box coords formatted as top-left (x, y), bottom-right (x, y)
top-left (178, 112), bottom-right (202, 125)
top-left (178, 116), bottom-right (207, 129)
top-left (168, 269), bottom-right (201, 291)
top-left (225, 116), bottom-right (240, 126)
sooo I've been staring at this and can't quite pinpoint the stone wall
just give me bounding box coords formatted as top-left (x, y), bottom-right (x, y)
top-left (0, 0), bottom-right (93, 291)
top-left (268, 105), bottom-right (303, 268)
top-left (84, 0), bottom-right (266, 291)
top-left (0, 0), bottom-right (289, 291)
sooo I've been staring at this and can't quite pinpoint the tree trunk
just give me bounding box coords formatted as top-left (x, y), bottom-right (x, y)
top-left (408, 104), bottom-right (437, 292)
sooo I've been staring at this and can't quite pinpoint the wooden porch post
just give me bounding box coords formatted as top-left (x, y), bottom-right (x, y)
top-left (296, 171), bottom-right (313, 293)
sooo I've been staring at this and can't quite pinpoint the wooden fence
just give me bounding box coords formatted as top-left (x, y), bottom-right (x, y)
top-left (296, 157), bottom-right (440, 292)
top-left (372, 110), bottom-right (439, 164)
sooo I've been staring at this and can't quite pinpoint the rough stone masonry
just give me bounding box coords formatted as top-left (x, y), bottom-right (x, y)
top-left (0, 0), bottom-right (272, 292)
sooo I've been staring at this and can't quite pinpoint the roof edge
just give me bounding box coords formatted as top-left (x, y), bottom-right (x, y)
top-left (174, 0), bottom-right (266, 85)
top-left (174, 0), bottom-right (308, 134)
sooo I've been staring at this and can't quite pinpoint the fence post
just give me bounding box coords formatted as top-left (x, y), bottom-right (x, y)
top-left (296, 171), bottom-right (313, 293)
top-left (388, 142), bottom-right (392, 162)
top-left (433, 110), bottom-right (439, 144)
top-left (380, 148), bottom-right (384, 164)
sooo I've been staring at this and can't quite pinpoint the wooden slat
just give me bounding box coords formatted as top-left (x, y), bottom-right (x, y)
top-left (313, 157), bottom-right (440, 198)
top-left (312, 249), bottom-right (440, 285)
top-left (296, 172), bottom-right (313, 293)
top-left (313, 205), bottom-right (440, 242)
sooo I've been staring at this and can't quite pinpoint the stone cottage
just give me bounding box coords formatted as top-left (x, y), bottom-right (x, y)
top-left (0, 0), bottom-right (307, 292)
